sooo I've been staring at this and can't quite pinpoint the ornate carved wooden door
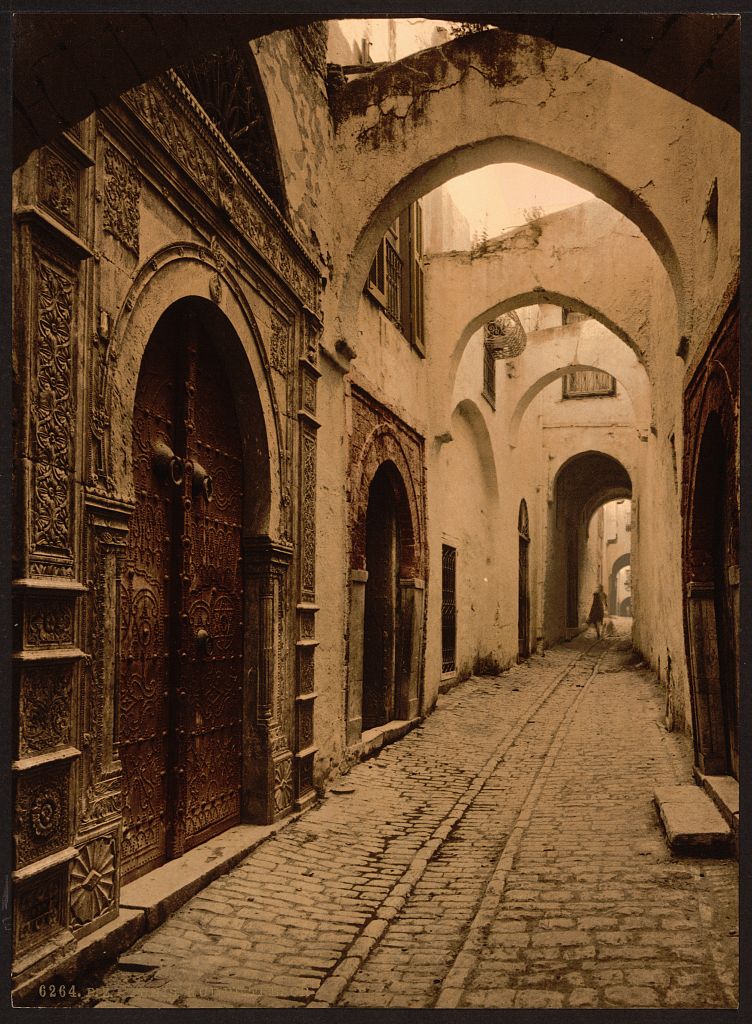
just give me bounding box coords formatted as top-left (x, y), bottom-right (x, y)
top-left (120, 310), bottom-right (243, 883)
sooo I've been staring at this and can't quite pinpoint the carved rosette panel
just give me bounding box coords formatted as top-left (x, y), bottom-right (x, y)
top-left (103, 142), bottom-right (140, 256)
top-left (30, 257), bottom-right (76, 573)
top-left (14, 768), bottom-right (71, 869)
top-left (14, 868), bottom-right (67, 958)
top-left (70, 833), bottom-right (117, 929)
top-left (272, 754), bottom-right (294, 816)
top-left (39, 148), bottom-right (78, 231)
top-left (19, 663), bottom-right (73, 757)
top-left (300, 429), bottom-right (317, 603)
top-left (24, 596), bottom-right (75, 648)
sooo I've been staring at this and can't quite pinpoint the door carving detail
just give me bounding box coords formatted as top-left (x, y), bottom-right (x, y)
top-left (119, 308), bottom-right (243, 883)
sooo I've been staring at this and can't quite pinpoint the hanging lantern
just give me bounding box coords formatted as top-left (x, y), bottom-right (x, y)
top-left (484, 310), bottom-right (527, 358)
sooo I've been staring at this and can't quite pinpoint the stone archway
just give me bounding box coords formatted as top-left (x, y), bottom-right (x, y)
top-left (547, 451), bottom-right (632, 644)
top-left (346, 397), bottom-right (426, 745)
top-left (609, 552), bottom-right (632, 617)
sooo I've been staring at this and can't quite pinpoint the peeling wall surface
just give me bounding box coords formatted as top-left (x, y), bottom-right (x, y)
top-left (10, 19), bottom-right (739, 988)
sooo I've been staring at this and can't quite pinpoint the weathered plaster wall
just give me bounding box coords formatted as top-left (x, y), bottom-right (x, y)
top-left (329, 31), bottom-right (739, 355)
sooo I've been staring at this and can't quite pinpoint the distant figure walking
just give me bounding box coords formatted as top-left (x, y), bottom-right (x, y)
top-left (587, 584), bottom-right (608, 638)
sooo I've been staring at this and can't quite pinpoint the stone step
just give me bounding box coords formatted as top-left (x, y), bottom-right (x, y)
top-left (694, 771), bottom-right (739, 830)
top-left (653, 784), bottom-right (733, 856)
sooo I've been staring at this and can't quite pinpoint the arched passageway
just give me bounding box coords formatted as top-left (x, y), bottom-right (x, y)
top-left (546, 452), bottom-right (632, 645)
top-left (609, 552), bottom-right (632, 617)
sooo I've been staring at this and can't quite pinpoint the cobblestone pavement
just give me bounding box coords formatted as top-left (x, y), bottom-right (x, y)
top-left (86, 626), bottom-right (738, 1009)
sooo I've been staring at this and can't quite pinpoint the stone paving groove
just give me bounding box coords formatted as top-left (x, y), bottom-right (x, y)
top-left (86, 627), bottom-right (738, 1009)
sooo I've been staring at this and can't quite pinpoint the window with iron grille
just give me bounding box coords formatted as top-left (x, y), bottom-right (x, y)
top-left (482, 341), bottom-right (496, 408)
top-left (562, 369), bottom-right (617, 399)
top-left (366, 201), bottom-right (425, 355)
top-left (441, 545), bottom-right (457, 674)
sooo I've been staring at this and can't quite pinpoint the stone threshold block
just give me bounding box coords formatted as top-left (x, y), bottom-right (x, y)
top-left (120, 819), bottom-right (302, 931)
top-left (358, 718), bottom-right (421, 760)
top-left (694, 771), bottom-right (739, 827)
top-left (654, 784), bottom-right (733, 856)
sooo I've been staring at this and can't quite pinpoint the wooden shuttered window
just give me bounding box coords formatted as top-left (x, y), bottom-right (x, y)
top-left (366, 201), bottom-right (425, 356)
top-left (400, 202), bottom-right (425, 355)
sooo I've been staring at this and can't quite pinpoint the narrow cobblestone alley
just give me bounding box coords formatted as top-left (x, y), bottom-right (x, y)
top-left (84, 625), bottom-right (737, 1010)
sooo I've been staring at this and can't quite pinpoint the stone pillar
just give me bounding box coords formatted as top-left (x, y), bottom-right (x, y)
top-left (243, 537), bottom-right (294, 823)
top-left (12, 127), bottom-right (96, 984)
top-left (397, 578), bottom-right (425, 721)
top-left (295, 326), bottom-right (322, 805)
top-left (346, 569), bottom-right (369, 745)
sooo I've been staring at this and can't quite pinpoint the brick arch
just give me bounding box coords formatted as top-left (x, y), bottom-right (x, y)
top-left (351, 425), bottom-right (422, 577)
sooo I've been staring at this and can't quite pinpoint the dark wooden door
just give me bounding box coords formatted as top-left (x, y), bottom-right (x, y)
top-left (518, 536), bottom-right (530, 660)
top-left (120, 310), bottom-right (243, 883)
top-left (363, 468), bottom-right (399, 731)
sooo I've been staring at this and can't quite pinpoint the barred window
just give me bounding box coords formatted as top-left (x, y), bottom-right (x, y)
top-left (562, 370), bottom-right (617, 399)
top-left (441, 545), bottom-right (457, 674)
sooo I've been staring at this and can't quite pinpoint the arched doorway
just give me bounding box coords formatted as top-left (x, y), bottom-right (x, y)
top-left (546, 451), bottom-right (632, 644)
top-left (518, 499), bottom-right (531, 660)
top-left (119, 300), bottom-right (246, 883)
top-left (686, 412), bottom-right (738, 780)
top-left (609, 552), bottom-right (632, 614)
top-left (362, 464), bottom-right (401, 731)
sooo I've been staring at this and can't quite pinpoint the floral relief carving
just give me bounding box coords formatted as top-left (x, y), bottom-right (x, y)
top-left (15, 772), bottom-right (69, 868)
top-left (19, 665), bottom-right (73, 756)
top-left (303, 375), bottom-right (316, 414)
top-left (122, 77), bottom-right (319, 311)
top-left (31, 259), bottom-right (74, 558)
top-left (40, 149), bottom-right (76, 228)
top-left (15, 872), bottom-right (65, 954)
top-left (103, 143), bottom-right (140, 255)
top-left (70, 835), bottom-right (117, 927)
top-left (269, 313), bottom-right (289, 375)
top-left (25, 598), bottom-right (74, 647)
top-left (301, 429), bottom-right (317, 601)
top-left (298, 703), bottom-right (314, 749)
